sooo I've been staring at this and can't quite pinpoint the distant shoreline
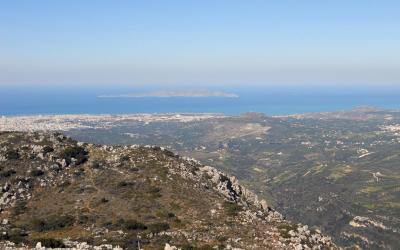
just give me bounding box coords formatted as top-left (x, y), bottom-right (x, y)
top-left (1, 106), bottom-right (400, 118)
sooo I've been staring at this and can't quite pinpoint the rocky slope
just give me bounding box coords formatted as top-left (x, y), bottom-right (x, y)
top-left (0, 132), bottom-right (336, 249)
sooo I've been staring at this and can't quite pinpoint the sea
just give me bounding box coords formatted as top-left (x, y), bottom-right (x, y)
top-left (1, 85), bottom-right (400, 116)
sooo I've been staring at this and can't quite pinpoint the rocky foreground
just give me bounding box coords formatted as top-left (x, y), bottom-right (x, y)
top-left (0, 132), bottom-right (337, 249)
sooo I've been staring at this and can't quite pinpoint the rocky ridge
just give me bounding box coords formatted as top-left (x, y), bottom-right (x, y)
top-left (0, 132), bottom-right (337, 249)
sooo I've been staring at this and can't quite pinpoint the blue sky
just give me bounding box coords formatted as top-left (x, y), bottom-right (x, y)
top-left (1, 0), bottom-right (399, 86)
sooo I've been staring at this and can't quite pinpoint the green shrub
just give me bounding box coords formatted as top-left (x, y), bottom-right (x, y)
top-left (114, 218), bottom-right (147, 231)
top-left (223, 201), bottom-right (242, 216)
top-left (163, 150), bottom-right (175, 157)
top-left (60, 146), bottom-right (87, 165)
top-left (1, 228), bottom-right (27, 243)
top-left (117, 181), bottom-right (135, 188)
top-left (60, 146), bottom-right (85, 158)
top-left (120, 219), bottom-right (147, 231)
top-left (58, 180), bottom-right (71, 188)
top-left (73, 168), bottom-right (85, 177)
top-left (277, 223), bottom-right (298, 239)
top-left (121, 155), bottom-right (130, 161)
top-left (149, 187), bottom-right (162, 193)
top-left (181, 245), bottom-right (196, 250)
top-left (31, 215), bottom-right (74, 232)
top-left (147, 222), bottom-right (170, 234)
top-left (219, 175), bottom-right (229, 182)
top-left (149, 186), bottom-right (162, 198)
top-left (181, 245), bottom-right (215, 250)
top-left (5, 149), bottom-right (20, 160)
top-left (0, 169), bottom-right (16, 178)
top-left (42, 146), bottom-right (54, 154)
top-left (90, 161), bottom-right (101, 169)
top-left (13, 201), bottom-right (27, 216)
top-left (30, 219), bottom-right (46, 232)
top-left (78, 215), bottom-right (89, 224)
top-left (217, 235), bottom-right (228, 242)
top-left (34, 238), bottom-right (65, 248)
top-left (31, 169), bottom-right (44, 177)
top-left (156, 211), bottom-right (175, 219)
top-left (102, 221), bottom-right (113, 228)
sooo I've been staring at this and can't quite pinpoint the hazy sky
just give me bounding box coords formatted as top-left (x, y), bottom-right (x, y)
top-left (1, 0), bottom-right (399, 86)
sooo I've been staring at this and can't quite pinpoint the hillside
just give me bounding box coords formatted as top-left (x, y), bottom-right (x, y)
top-left (0, 132), bottom-right (336, 249)
top-left (53, 109), bottom-right (400, 249)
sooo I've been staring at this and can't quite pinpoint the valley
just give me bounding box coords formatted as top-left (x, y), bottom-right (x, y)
top-left (1, 108), bottom-right (400, 249)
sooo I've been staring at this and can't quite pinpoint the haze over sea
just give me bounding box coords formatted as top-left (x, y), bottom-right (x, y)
top-left (1, 85), bottom-right (400, 116)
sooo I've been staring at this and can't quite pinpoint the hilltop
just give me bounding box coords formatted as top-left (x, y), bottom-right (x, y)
top-left (0, 132), bottom-right (336, 249)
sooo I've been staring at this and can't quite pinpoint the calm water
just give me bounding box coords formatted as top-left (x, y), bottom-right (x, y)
top-left (1, 85), bottom-right (400, 116)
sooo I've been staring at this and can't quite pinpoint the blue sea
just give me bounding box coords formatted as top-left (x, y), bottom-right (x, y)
top-left (1, 85), bottom-right (400, 116)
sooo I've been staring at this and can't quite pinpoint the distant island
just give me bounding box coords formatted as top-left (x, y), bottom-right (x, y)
top-left (98, 90), bottom-right (239, 98)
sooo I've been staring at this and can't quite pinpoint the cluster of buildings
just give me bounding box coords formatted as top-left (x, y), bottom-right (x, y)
top-left (0, 113), bottom-right (224, 132)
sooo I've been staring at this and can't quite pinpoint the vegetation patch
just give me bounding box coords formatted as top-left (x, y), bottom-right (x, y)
top-left (272, 171), bottom-right (296, 184)
top-left (5, 149), bottom-right (20, 160)
top-left (60, 146), bottom-right (87, 165)
top-left (0, 169), bottom-right (17, 178)
top-left (117, 181), bottom-right (135, 188)
top-left (147, 222), bottom-right (170, 234)
top-left (328, 165), bottom-right (354, 180)
top-left (42, 146), bottom-right (54, 154)
top-left (223, 201), bottom-right (242, 216)
top-left (13, 200), bottom-right (28, 216)
top-left (30, 215), bottom-right (74, 232)
top-left (277, 223), bottom-right (297, 239)
top-left (31, 169), bottom-right (45, 177)
top-left (33, 238), bottom-right (65, 248)
top-left (119, 219), bottom-right (148, 231)
top-left (1, 227), bottom-right (27, 243)
top-left (148, 186), bottom-right (162, 198)
top-left (362, 203), bottom-right (377, 210)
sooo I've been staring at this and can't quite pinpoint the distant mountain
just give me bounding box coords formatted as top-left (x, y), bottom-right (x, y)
top-left (0, 132), bottom-right (336, 249)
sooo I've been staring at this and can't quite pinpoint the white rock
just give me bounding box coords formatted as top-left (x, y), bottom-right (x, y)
top-left (164, 243), bottom-right (178, 250)
top-left (35, 242), bottom-right (44, 249)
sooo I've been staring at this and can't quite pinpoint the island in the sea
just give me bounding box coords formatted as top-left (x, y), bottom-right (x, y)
top-left (98, 90), bottom-right (239, 98)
